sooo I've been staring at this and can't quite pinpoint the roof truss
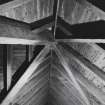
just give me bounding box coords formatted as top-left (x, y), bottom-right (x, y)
top-left (1, 0), bottom-right (105, 105)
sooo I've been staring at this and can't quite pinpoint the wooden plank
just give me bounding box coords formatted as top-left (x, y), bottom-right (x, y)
top-left (57, 39), bottom-right (105, 43)
top-left (61, 43), bottom-right (105, 83)
top-left (58, 0), bottom-right (105, 25)
top-left (0, 16), bottom-right (53, 45)
top-left (18, 75), bottom-right (48, 105)
top-left (72, 66), bottom-right (105, 105)
top-left (29, 56), bottom-right (51, 81)
top-left (51, 84), bottom-right (79, 105)
top-left (3, 45), bottom-right (12, 91)
top-left (59, 43), bottom-right (105, 104)
top-left (51, 83), bottom-right (84, 105)
top-left (13, 68), bottom-right (49, 104)
top-left (1, 45), bottom-right (50, 105)
top-left (0, 37), bottom-right (48, 45)
top-left (13, 62), bottom-right (50, 102)
top-left (85, 1), bottom-right (105, 21)
top-left (0, 0), bottom-right (31, 13)
top-left (3, 45), bottom-right (7, 91)
top-left (26, 88), bottom-right (48, 105)
top-left (51, 65), bottom-right (86, 105)
top-left (54, 44), bottom-right (91, 105)
top-left (68, 43), bottom-right (105, 71)
top-left (6, 45), bottom-right (12, 90)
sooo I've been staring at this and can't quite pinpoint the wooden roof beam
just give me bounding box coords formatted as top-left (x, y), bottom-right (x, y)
top-left (54, 44), bottom-right (91, 105)
top-left (73, 66), bottom-right (105, 105)
top-left (0, 0), bottom-right (31, 13)
top-left (56, 43), bottom-right (105, 104)
top-left (60, 43), bottom-right (105, 82)
top-left (1, 45), bottom-right (50, 105)
top-left (0, 16), bottom-right (54, 45)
